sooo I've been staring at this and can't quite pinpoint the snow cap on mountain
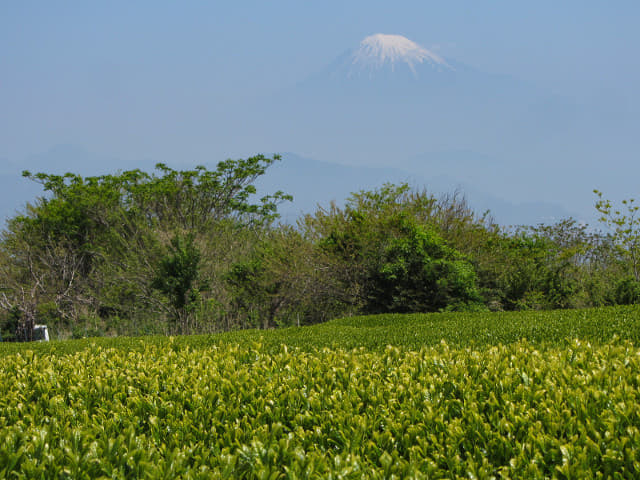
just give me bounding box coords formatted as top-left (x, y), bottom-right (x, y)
top-left (352, 34), bottom-right (448, 73)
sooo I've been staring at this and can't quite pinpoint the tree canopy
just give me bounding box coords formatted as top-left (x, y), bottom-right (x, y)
top-left (0, 159), bottom-right (637, 340)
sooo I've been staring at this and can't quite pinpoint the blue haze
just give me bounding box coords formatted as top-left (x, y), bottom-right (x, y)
top-left (1, 1), bottom-right (638, 225)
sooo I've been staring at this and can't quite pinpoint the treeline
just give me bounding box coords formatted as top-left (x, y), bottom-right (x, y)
top-left (1, 155), bottom-right (638, 340)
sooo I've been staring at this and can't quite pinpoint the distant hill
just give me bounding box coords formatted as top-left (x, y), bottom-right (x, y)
top-left (1, 148), bottom-right (576, 228)
top-left (257, 153), bottom-right (576, 226)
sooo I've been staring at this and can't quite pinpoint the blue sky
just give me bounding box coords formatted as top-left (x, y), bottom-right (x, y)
top-left (1, 1), bottom-right (639, 222)
top-left (2, 1), bottom-right (638, 158)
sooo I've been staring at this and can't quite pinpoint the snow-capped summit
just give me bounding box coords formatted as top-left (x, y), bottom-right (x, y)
top-left (311, 33), bottom-right (455, 82)
top-left (352, 34), bottom-right (448, 73)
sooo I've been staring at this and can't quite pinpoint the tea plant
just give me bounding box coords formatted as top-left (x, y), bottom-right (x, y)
top-left (1, 337), bottom-right (640, 477)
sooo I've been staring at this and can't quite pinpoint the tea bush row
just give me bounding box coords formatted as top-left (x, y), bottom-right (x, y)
top-left (2, 305), bottom-right (639, 358)
top-left (2, 339), bottom-right (640, 478)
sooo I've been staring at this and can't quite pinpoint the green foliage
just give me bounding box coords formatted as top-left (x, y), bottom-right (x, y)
top-left (594, 190), bottom-right (640, 281)
top-left (2, 167), bottom-right (639, 339)
top-left (226, 227), bottom-right (344, 328)
top-left (2, 304), bottom-right (640, 356)
top-left (152, 234), bottom-right (201, 310)
top-left (494, 233), bottom-right (562, 310)
top-left (2, 306), bottom-right (640, 477)
top-left (367, 215), bottom-right (483, 313)
top-left (306, 183), bottom-right (485, 314)
top-left (21, 155), bottom-right (291, 233)
top-left (151, 233), bottom-right (207, 330)
top-left (614, 277), bottom-right (640, 305)
top-left (0, 307), bottom-right (19, 343)
top-left (526, 218), bottom-right (620, 308)
top-left (0, 156), bottom-right (289, 336)
top-left (467, 218), bottom-right (621, 311)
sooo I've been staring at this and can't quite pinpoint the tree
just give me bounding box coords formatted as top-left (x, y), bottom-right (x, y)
top-left (0, 219), bottom-right (90, 339)
top-left (151, 233), bottom-right (207, 333)
top-left (594, 190), bottom-right (640, 281)
top-left (226, 226), bottom-right (344, 329)
top-left (22, 154), bottom-right (291, 234)
top-left (365, 214), bottom-right (483, 313)
top-left (0, 155), bottom-right (290, 336)
top-left (302, 184), bottom-right (485, 314)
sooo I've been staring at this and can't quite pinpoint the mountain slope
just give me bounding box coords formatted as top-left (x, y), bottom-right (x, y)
top-left (256, 153), bottom-right (575, 225)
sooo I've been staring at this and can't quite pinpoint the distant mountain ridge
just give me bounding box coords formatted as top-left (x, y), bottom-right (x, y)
top-left (1, 147), bottom-right (577, 227)
top-left (257, 153), bottom-right (576, 226)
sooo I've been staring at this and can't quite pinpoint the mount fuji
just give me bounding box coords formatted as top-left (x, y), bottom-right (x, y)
top-left (255, 33), bottom-right (578, 162)
top-left (330, 33), bottom-right (452, 79)
top-left (240, 33), bottom-right (590, 223)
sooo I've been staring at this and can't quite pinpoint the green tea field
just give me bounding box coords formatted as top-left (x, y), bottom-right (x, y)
top-left (1, 306), bottom-right (640, 478)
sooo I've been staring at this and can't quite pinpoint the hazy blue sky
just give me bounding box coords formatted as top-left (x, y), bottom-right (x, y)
top-left (2, 0), bottom-right (638, 164)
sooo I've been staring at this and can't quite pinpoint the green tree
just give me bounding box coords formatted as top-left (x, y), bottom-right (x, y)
top-left (0, 155), bottom-right (290, 336)
top-left (366, 214), bottom-right (483, 313)
top-left (151, 233), bottom-right (207, 333)
top-left (594, 190), bottom-right (640, 281)
top-left (303, 184), bottom-right (485, 314)
top-left (226, 226), bottom-right (344, 329)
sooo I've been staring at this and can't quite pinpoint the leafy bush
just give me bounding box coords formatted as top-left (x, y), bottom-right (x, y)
top-left (614, 277), bottom-right (640, 305)
top-left (306, 184), bottom-right (485, 315)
